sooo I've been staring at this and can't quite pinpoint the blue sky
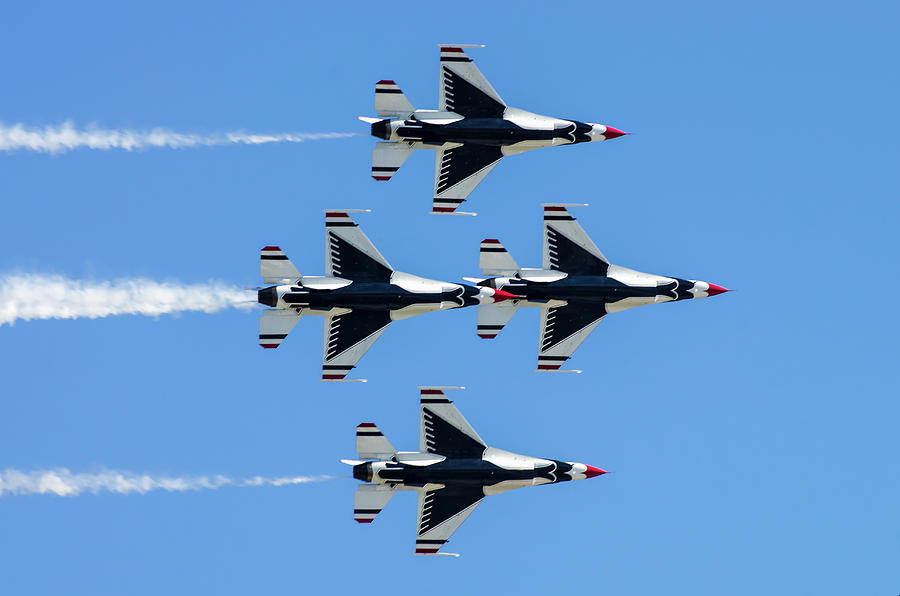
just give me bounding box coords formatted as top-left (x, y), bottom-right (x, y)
top-left (1, 1), bottom-right (898, 594)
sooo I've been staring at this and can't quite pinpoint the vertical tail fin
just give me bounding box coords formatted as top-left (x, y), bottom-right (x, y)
top-left (374, 80), bottom-right (414, 117)
top-left (479, 239), bottom-right (519, 276)
top-left (356, 423), bottom-right (396, 459)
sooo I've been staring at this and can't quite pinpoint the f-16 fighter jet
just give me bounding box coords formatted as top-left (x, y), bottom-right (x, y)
top-left (359, 44), bottom-right (626, 215)
top-left (469, 204), bottom-right (730, 373)
top-left (256, 210), bottom-right (516, 381)
top-left (341, 387), bottom-right (606, 556)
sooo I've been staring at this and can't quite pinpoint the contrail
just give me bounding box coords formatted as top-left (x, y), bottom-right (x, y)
top-left (0, 468), bottom-right (333, 497)
top-left (0, 273), bottom-right (256, 326)
top-left (0, 121), bottom-right (358, 154)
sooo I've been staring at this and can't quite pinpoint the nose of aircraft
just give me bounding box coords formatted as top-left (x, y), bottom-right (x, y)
top-left (706, 283), bottom-right (730, 296)
top-left (584, 465), bottom-right (607, 478)
top-left (475, 287), bottom-right (519, 304)
top-left (490, 288), bottom-right (519, 303)
top-left (588, 124), bottom-right (628, 141)
top-left (568, 462), bottom-right (608, 479)
top-left (688, 280), bottom-right (731, 299)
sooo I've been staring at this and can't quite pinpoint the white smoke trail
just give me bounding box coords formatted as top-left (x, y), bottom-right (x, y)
top-left (0, 273), bottom-right (255, 326)
top-left (0, 468), bottom-right (333, 497)
top-left (0, 121), bottom-right (358, 154)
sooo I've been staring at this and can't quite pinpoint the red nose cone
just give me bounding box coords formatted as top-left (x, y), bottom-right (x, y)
top-left (584, 465), bottom-right (607, 478)
top-left (603, 126), bottom-right (627, 139)
top-left (706, 283), bottom-right (730, 296)
top-left (491, 289), bottom-right (519, 303)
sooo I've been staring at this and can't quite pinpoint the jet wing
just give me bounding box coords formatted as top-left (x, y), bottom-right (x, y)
top-left (432, 144), bottom-right (503, 214)
top-left (542, 204), bottom-right (609, 275)
top-left (438, 45), bottom-right (505, 118)
top-left (325, 210), bottom-right (393, 282)
top-left (321, 309), bottom-right (392, 381)
top-left (415, 486), bottom-right (485, 556)
top-left (418, 387), bottom-right (487, 457)
top-left (536, 303), bottom-right (607, 373)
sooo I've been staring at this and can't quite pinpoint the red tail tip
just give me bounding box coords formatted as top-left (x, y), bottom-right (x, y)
top-left (706, 283), bottom-right (730, 296)
top-left (603, 127), bottom-right (627, 139)
top-left (584, 465), bottom-right (607, 478)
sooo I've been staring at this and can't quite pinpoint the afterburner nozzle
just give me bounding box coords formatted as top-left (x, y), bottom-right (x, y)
top-left (257, 286), bottom-right (278, 307)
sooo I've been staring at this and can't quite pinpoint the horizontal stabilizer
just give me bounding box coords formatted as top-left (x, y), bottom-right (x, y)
top-left (479, 238), bottom-right (519, 275)
top-left (375, 80), bottom-right (414, 117)
top-left (261, 246), bottom-right (301, 283)
top-left (372, 142), bottom-right (414, 181)
top-left (477, 302), bottom-right (520, 339)
top-left (356, 423), bottom-right (396, 459)
top-left (259, 309), bottom-right (301, 349)
top-left (354, 484), bottom-right (396, 524)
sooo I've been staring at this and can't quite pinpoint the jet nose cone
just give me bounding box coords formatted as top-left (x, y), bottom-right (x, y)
top-left (601, 126), bottom-right (627, 139)
top-left (706, 283), bottom-right (731, 296)
top-left (587, 124), bottom-right (627, 141)
top-left (491, 289), bottom-right (520, 303)
top-left (584, 465), bottom-right (607, 478)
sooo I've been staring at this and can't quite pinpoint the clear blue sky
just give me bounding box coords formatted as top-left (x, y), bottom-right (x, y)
top-left (1, 1), bottom-right (898, 594)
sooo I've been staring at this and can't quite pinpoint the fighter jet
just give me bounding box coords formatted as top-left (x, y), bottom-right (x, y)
top-left (469, 204), bottom-right (730, 373)
top-left (359, 44), bottom-right (627, 215)
top-left (341, 386), bottom-right (606, 556)
top-left (256, 210), bottom-right (516, 381)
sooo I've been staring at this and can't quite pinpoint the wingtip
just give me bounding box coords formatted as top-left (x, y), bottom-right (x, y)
top-left (430, 210), bottom-right (477, 216)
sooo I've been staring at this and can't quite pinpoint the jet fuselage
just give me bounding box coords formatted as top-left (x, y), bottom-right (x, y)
top-left (259, 281), bottom-right (488, 311)
top-left (354, 452), bottom-right (600, 488)
top-left (480, 271), bottom-right (719, 312)
top-left (371, 108), bottom-right (623, 150)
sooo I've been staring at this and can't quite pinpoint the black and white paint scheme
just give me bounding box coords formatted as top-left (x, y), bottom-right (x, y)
top-left (256, 210), bottom-right (517, 381)
top-left (342, 387), bottom-right (606, 556)
top-left (470, 204), bottom-right (730, 372)
top-left (359, 45), bottom-right (626, 215)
